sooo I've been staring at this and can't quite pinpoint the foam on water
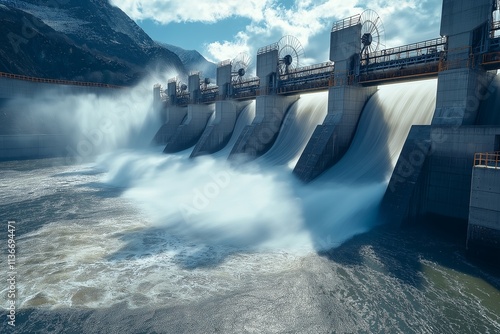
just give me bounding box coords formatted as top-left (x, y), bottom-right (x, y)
top-left (3, 78), bottom-right (440, 310)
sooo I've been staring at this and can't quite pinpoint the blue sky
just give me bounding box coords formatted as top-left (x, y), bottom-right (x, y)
top-left (137, 16), bottom-right (253, 51)
top-left (110, 0), bottom-right (443, 65)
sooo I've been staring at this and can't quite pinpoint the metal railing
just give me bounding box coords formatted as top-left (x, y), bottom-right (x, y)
top-left (474, 151), bottom-right (500, 169)
top-left (331, 14), bottom-right (361, 32)
top-left (359, 62), bottom-right (440, 85)
top-left (365, 37), bottom-right (447, 63)
top-left (199, 86), bottom-right (219, 103)
top-left (482, 50), bottom-right (500, 66)
top-left (0, 71), bottom-right (123, 89)
top-left (217, 59), bottom-right (232, 67)
top-left (232, 76), bottom-right (260, 89)
top-left (232, 77), bottom-right (260, 100)
top-left (279, 61), bottom-right (333, 80)
top-left (257, 43), bottom-right (279, 55)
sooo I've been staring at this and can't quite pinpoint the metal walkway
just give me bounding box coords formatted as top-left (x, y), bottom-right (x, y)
top-left (165, 20), bottom-right (500, 105)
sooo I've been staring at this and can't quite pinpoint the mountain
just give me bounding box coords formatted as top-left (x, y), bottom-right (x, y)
top-left (162, 43), bottom-right (217, 81)
top-left (0, 0), bottom-right (186, 86)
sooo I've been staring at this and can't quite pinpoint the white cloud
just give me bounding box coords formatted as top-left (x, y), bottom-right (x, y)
top-left (204, 0), bottom-right (441, 64)
top-left (110, 0), bottom-right (442, 64)
top-left (205, 32), bottom-right (252, 63)
top-left (109, 0), bottom-right (269, 23)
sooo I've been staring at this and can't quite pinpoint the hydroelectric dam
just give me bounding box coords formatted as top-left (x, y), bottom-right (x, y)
top-left (2, 1), bottom-right (500, 332)
top-left (151, 0), bottom-right (500, 257)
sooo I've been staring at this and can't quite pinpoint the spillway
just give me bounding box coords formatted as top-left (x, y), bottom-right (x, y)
top-left (212, 102), bottom-right (256, 158)
top-left (257, 92), bottom-right (328, 168)
top-left (4, 77), bottom-right (500, 334)
top-left (317, 79), bottom-right (437, 184)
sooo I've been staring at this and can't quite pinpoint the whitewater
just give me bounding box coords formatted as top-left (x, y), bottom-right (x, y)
top-left (1, 77), bottom-right (499, 333)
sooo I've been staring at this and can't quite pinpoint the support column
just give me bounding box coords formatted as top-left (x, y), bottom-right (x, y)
top-left (228, 95), bottom-right (298, 161)
top-left (293, 18), bottom-right (376, 182)
top-left (152, 81), bottom-right (187, 145)
top-left (432, 0), bottom-right (496, 125)
top-left (163, 104), bottom-right (214, 153)
top-left (467, 165), bottom-right (500, 260)
top-left (190, 100), bottom-right (250, 157)
top-left (216, 60), bottom-right (232, 99)
top-left (380, 126), bottom-right (432, 225)
top-left (433, 69), bottom-right (495, 125)
top-left (188, 72), bottom-right (201, 104)
top-left (227, 42), bottom-right (299, 162)
top-left (293, 85), bottom-right (375, 182)
top-left (152, 106), bottom-right (188, 145)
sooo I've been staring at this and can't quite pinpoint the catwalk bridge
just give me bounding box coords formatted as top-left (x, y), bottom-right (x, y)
top-left (159, 14), bottom-right (500, 107)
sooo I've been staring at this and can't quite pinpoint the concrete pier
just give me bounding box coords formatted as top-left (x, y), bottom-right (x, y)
top-left (432, 0), bottom-right (495, 126)
top-left (228, 95), bottom-right (298, 161)
top-left (294, 18), bottom-right (376, 182)
top-left (467, 161), bottom-right (500, 257)
top-left (293, 85), bottom-right (375, 182)
top-left (433, 69), bottom-right (495, 126)
top-left (227, 43), bottom-right (299, 161)
top-left (382, 126), bottom-right (500, 224)
top-left (152, 80), bottom-right (188, 145)
top-left (152, 106), bottom-right (187, 145)
top-left (163, 104), bottom-right (214, 153)
top-left (190, 100), bottom-right (250, 157)
top-left (381, 0), bottom-right (500, 230)
top-left (189, 58), bottom-right (251, 157)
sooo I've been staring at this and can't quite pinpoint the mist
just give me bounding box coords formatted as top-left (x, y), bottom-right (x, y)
top-left (5, 74), bottom-right (438, 256)
top-left (5, 71), bottom-right (177, 163)
top-left (95, 79), bottom-right (437, 255)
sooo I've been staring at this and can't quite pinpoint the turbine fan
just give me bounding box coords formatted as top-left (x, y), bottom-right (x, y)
top-left (231, 52), bottom-right (251, 83)
top-left (277, 35), bottom-right (304, 74)
top-left (174, 78), bottom-right (188, 95)
top-left (360, 9), bottom-right (385, 60)
top-left (201, 77), bottom-right (211, 89)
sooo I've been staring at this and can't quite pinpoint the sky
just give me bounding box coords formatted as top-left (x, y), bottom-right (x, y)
top-left (109, 0), bottom-right (444, 66)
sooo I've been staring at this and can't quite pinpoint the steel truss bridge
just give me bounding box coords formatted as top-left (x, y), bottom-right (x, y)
top-left (164, 20), bottom-right (500, 106)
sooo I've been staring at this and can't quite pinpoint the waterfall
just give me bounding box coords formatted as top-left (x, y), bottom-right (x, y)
top-left (98, 79), bottom-right (438, 253)
top-left (9, 77), bottom-right (441, 310)
top-left (258, 91), bottom-right (328, 168)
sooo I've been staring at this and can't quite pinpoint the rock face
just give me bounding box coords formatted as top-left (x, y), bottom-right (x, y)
top-left (0, 0), bottom-right (187, 86)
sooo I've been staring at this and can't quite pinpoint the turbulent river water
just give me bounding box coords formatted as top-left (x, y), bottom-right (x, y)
top-left (0, 79), bottom-right (499, 333)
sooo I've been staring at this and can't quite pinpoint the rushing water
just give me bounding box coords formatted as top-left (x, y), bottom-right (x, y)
top-left (1, 80), bottom-right (499, 333)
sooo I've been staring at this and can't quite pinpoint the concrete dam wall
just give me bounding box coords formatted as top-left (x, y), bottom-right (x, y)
top-left (0, 75), bottom-right (124, 161)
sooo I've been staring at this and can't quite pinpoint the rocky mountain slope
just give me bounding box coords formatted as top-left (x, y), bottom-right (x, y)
top-left (0, 0), bottom-right (187, 86)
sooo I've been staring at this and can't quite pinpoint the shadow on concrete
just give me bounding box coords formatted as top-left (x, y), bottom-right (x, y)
top-left (477, 74), bottom-right (500, 126)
